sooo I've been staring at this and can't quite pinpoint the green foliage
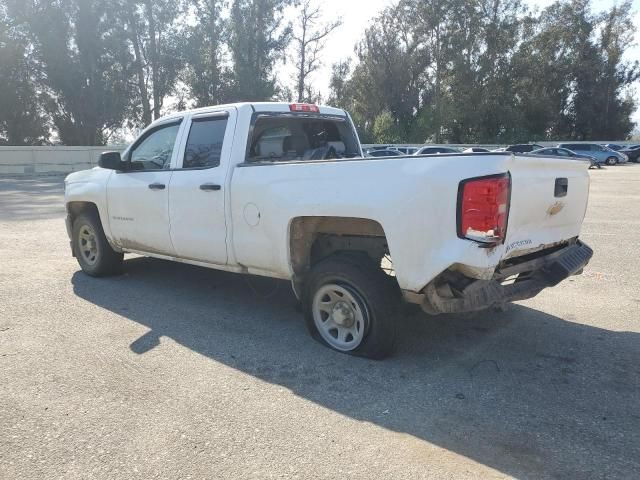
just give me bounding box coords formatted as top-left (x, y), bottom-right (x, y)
top-left (119, 0), bottom-right (188, 126)
top-left (0, 8), bottom-right (49, 145)
top-left (228, 0), bottom-right (292, 101)
top-left (331, 0), bottom-right (639, 143)
top-left (183, 0), bottom-right (231, 107)
top-left (0, 0), bottom-right (637, 145)
top-left (372, 111), bottom-right (402, 144)
top-left (6, 0), bottom-right (134, 145)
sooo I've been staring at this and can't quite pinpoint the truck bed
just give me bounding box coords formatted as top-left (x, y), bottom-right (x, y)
top-left (229, 152), bottom-right (591, 293)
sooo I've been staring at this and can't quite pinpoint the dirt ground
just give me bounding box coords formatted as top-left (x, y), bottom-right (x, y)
top-left (1, 165), bottom-right (639, 479)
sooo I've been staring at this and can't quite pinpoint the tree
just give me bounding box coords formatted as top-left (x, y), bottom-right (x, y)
top-left (400, 0), bottom-right (453, 142)
top-left (328, 59), bottom-right (352, 108)
top-left (0, 8), bottom-right (49, 145)
top-left (342, 0), bottom-right (639, 144)
top-left (512, 0), bottom-right (638, 141)
top-left (183, 0), bottom-right (230, 107)
top-left (582, 0), bottom-right (638, 138)
top-left (7, 0), bottom-right (134, 145)
top-left (228, 0), bottom-right (292, 101)
top-left (121, 0), bottom-right (187, 126)
top-left (344, 5), bottom-right (428, 142)
top-left (291, 0), bottom-right (341, 103)
top-left (372, 110), bottom-right (402, 143)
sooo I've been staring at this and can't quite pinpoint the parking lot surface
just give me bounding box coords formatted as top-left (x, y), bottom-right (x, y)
top-left (1, 166), bottom-right (639, 479)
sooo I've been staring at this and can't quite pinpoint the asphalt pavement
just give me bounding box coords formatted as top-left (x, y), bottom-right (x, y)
top-left (1, 166), bottom-right (639, 479)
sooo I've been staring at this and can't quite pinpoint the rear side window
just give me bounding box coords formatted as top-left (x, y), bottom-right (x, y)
top-left (182, 117), bottom-right (228, 169)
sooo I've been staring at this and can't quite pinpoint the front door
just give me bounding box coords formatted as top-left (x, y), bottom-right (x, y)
top-left (168, 110), bottom-right (235, 264)
top-left (107, 119), bottom-right (183, 256)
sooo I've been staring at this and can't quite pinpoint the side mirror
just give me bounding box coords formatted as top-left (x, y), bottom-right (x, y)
top-left (99, 151), bottom-right (124, 170)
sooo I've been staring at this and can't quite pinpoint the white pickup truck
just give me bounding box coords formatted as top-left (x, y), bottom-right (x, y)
top-left (65, 102), bottom-right (593, 358)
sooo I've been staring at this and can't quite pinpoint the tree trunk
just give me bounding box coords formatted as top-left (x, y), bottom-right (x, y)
top-left (145, 1), bottom-right (161, 120)
top-left (434, 26), bottom-right (441, 143)
top-left (297, 43), bottom-right (306, 102)
top-left (127, 8), bottom-right (152, 126)
top-left (208, 0), bottom-right (219, 105)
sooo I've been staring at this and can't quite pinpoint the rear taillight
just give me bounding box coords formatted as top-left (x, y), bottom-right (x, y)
top-left (457, 173), bottom-right (511, 244)
top-left (289, 103), bottom-right (320, 113)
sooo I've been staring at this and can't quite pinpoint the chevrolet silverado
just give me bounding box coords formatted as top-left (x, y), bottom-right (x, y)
top-left (64, 102), bottom-right (593, 358)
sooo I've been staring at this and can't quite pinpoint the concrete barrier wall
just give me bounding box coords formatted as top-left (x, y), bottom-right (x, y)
top-left (1, 141), bottom-right (637, 176)
top-left (0, 146), bottom-right (126, 176)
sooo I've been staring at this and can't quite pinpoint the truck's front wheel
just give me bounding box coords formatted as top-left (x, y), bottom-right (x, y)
top-left (72, 212), bottom-right (123, 277)
top-left (303, 255), bottom-right (400, 359)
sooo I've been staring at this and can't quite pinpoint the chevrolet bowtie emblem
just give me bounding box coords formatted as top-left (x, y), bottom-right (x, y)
top-left (547, 202), bottom-right (564, 216)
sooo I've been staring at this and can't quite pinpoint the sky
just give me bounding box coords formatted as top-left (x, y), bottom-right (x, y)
top-left (297, 0), bottom-right (640, 123)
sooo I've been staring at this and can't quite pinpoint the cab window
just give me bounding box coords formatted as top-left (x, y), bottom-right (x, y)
top-left (182, 117), bottom-right (228, 169)
top-left (129, 122), bottom-right (181, 171)
top-left (247, 115), bottom-right (360, 162)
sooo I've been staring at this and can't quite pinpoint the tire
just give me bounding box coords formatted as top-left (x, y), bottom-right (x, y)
top-left (606, 156), bottom-right (618, 166)
top-left (303, 254), bottom-right (400, 359)
top-left (72, 212), bottom-right (123, 277)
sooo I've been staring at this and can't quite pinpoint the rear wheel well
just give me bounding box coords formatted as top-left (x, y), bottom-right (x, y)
top-left (289, 217), bottom-right (394, 288)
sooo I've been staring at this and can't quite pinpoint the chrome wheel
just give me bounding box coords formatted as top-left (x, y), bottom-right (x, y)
top-left (78, 224), bottom-right (99, 265)
top-left (312, 283), bottom-right (368, 351)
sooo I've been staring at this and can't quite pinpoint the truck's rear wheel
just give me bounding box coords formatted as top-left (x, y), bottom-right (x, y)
top-left (303, 255), bottom-right (400, 359)
top-left (72, 212), bottom-right (123, 277)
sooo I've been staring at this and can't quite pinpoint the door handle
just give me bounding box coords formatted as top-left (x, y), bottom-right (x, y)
top-left (148, 183), bottom-right (166, 190)
top-left (200, 183), bottom-right (221, 191)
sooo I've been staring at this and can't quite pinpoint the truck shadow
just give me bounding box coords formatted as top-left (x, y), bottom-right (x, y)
top-left (72, 257), bottom-right (640, 479)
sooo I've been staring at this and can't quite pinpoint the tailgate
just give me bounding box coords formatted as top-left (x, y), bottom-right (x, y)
top-left (503, 155), bottom-right (590, 259)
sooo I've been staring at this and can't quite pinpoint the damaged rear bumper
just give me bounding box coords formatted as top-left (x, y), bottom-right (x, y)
top-left (418, 240), bottom-right (593, 315)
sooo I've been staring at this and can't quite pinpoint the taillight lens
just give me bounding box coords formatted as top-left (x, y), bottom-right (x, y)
top-left (457, 173), bottom-right (511, 244)
top-left (289, 103), bottom-right (320, 113)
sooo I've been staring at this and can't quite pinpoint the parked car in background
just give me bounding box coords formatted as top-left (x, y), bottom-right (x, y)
top-left (367, 145), bottom-right (391, 151)
top-left (415, 146), bottom-right (461, 155)
top-left (463, 147), bottom-right (491, 153)
top-left (530, 147), bottom-right (600, 169)
top-left (558, 143), bottom-right (628, 166)
top-left (498, 144), bottom-right (544, 153)
top-left (366, 149), bottom-right (402, 157)
top-left (619, 145), bottom-right (640, 162)
top-left (392, 146), bottom-right (419, 155)
top-left (603, 144), bottom-right (624, 151)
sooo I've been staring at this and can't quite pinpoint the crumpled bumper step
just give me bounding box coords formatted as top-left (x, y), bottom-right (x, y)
top-left (422, 241), bottom-right (594, 315)
top-left (542, 241), bottom-right (593, 286)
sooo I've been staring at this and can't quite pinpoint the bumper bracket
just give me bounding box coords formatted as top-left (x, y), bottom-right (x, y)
top-left (422, 241), bottom-right (593, 315)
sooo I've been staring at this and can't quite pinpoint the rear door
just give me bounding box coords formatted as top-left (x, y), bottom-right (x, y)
top-left (168, 108), bottom-right (236, 264)
top-left (504, 154), bottom-right (590, 259)
top-left (106, 119), bottom-right (183, 255)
